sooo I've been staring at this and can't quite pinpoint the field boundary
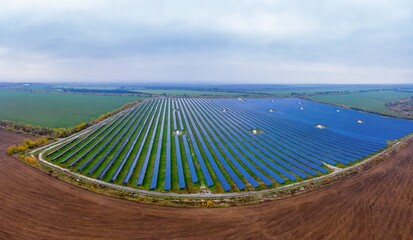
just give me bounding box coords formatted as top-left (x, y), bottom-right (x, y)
top-left (303, 96), bottom-right (412, 120)
top-left (33, 110), bottom-right (413, 203)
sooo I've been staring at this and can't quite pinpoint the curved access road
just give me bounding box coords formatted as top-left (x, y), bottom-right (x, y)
top-left (1, 128), bottom-right (412, 239)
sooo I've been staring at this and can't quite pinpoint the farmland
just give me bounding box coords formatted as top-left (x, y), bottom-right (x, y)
top-left (251, 87), bottom-right (391, 96)
top-left (3, 127), bottom-right (413, 239)
top-left (41, 97), bottom-right (413, 193)
top-left (309, 91), bottom-right (413, 118)
top-left (0, 90), bottom-right (141, 128)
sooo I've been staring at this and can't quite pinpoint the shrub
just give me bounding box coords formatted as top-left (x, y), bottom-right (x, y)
top-left (74, 122), bottom-right (89, 133)
top-left (23, 139), bottom-right (36, 148)
top-left (7, 137), bottom-right (53, 156)
top-left (18, 154), bottom-right (39, 166)
top-left (7, 145), bottom-right (18, 155)
top-left (35, 137), bottom-right (49, 146)
top-left (17, 144), bottom-right (29, 152)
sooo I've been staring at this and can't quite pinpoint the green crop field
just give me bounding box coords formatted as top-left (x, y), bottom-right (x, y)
top-left (0, 90), bottom-right (142, 128)
top-left (255, 88), bottom-right (372, 96)
top-left (251, 86), bottom-right (406, 97)
top-left (308, 91), bottom-right (413, 117)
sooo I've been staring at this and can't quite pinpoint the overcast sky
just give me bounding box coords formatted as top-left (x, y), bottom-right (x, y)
top-left (0, 0), bottom-right (412, 84)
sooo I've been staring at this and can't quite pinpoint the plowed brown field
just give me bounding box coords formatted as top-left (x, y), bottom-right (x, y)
top-left (0, 129), bottom-right (412, 240)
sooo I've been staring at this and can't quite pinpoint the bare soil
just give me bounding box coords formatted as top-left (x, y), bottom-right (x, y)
top-left (0, 129), bottom-right (412, 239)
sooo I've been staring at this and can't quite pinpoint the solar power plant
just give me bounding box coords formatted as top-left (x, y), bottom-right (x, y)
top-left (43, 98), bottom-right (413, 193)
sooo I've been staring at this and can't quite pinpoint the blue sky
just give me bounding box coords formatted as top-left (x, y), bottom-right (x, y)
top-left (0, 0), bottom-right (412, 84)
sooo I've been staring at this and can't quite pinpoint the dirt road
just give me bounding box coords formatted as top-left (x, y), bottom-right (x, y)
top-left (0, 129), bottom-right (412, 239)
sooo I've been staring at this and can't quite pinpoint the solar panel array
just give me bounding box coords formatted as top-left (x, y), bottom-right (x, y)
top-left (44, 98), bottom-right (413, 192)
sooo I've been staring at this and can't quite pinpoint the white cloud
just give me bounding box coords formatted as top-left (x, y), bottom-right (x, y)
top-left (1, 51), bottom-right (412, 84)
top-left (1, 0), bottom-right (99, 11)
top-left (0, 0), bottom-right (412, 83)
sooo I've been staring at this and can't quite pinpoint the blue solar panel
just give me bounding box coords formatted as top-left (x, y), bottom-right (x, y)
top-left (87, 109), bottom-right (140, 175)
top-left (149, 99), bottom-right (167, 189)
top-left (137, 99), bottom-right (165, 186)
top-left (174, 135), bottom-right (186, 189)
top-left (110, 102), bottom-right (152, 182)
top-left (123, 99), bottom-right (161, 184)
top-left (182, 135), bottom-right (198, 183)
top-left (164, 99), bottom-right (172, 190)
top-left (179, 99), bottom-right (232, 191)
top-left (47, 96), bottom-right (413, 192)
top-left (178, 99), bottom-right (214, 187)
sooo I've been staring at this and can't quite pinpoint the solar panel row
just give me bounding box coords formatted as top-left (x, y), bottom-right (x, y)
top-left (44, 97), bottom-right (413, 192)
